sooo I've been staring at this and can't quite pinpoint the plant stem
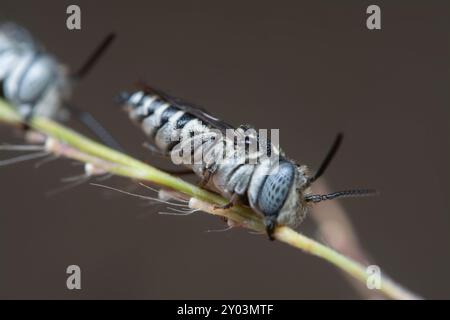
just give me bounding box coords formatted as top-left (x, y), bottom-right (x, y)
top-left (0, 99), bottom-right (420, 300)
top-left (273, 227), bottom-right (420, 300)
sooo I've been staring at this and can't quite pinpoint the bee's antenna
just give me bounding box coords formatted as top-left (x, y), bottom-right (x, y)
top-left (115, 91), bottom-right (130, 104)
top-left (72, 33), bottom-right (116, 80)
top-left (309, 133), bottom-right (343, 183)
top-left (66, 104), bottom-right (124, 152)
top-left (304, 189), bottom-right (378, 203)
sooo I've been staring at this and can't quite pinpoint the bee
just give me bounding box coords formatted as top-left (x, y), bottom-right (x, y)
top-left (0, 22), bottom-right (121, 150)
top-left (119, 85), bottom-right (376, 239)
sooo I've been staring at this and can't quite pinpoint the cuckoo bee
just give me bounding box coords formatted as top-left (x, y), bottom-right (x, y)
top-left (119, 86), bottom-right (375, 239)
top-left (0, 22), bottom-right (121, 150)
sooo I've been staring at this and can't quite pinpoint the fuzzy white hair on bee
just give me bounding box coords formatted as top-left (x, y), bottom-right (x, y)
top-left (0, 23), bottom-right (70, 120)
top-left (0, 22), bottom-right (122, 150)
top-left (250, 134), bottom-right (377, 239)
top-left (119, 86), bottom-right (378, 240)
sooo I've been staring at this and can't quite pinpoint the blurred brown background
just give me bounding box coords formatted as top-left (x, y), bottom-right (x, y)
top-left (0, 1), bottom-right (449, 299)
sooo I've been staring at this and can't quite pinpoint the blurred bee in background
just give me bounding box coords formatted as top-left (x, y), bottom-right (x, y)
top-left (119, 86), bottom-right (377, 239)
top-left (0, 22), bottom-right (121, 150)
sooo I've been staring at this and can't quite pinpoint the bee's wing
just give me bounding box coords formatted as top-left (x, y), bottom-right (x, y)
top-left (175, 101), bottom-right (236, 134)
top-left (143, 84), bottom-right (236, 134)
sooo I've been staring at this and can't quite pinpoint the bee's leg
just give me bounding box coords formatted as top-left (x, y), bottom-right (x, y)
top-left (213, 193), bottom-right (239, 210)
top-left (198, 169), bottom-right (213, 188)
top-left (142, 142), bottom-right (166, 157)
top-left (142, 145), bottom-right (195, 175)
top-left (143, 142), bottom-right (196, 175)
top-left (264, 216), bottom-right (277, 241)
top-left (20, 122), bottom-right (31, 131)
top-left (18, 105), bottom-right (34, 131)
top-left (18, 104), bottom-right (33, 122)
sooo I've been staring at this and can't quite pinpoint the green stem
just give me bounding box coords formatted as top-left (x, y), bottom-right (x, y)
top-left (274, 227), bottom-right (419, 300)
top-left (0, 99), bottom-right (420, 300)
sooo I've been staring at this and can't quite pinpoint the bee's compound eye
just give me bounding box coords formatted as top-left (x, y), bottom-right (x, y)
top-left (257, 161), bottom-right (295, 216)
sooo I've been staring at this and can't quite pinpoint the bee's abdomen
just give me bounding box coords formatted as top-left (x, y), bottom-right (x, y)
top-left (123, 90), bottom-right (212, 154)
top-left (0, 24), bottom-right (67, 120)
top-left (122, 90), bottom-right (280, 207)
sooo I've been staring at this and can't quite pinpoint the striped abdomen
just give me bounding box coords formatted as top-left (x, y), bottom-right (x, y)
top-left (122, 90), bottom-right (214, 155)
top-left (0, 23), bottom-right (70, 120)
top-left (121, 89), bottom-right (256, 196)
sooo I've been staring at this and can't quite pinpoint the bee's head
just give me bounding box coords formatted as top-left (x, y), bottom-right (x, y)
top-left (256, 160), bottom-right (310, 235)
top-left (259, 133), bottom-right (377, 240)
